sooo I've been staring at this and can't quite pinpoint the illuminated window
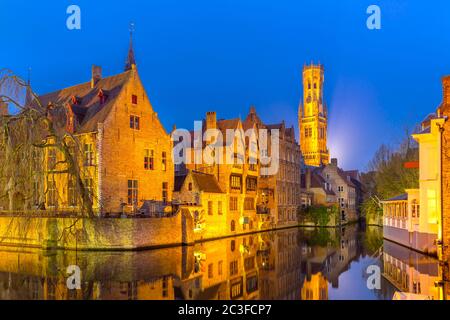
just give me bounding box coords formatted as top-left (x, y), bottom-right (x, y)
top-left (229, 260), bottom-right (238, 276)
top-left (244, 197), bottom-right (255, 210)
top-left (84, 178), bottom-right (94, 201)
top-left (231, 220), bottom-right (236, 232)
top-left (47, 178), bottom-right (57, 207)
top-left (130, 115), bottom-right (140, 130)
top-left (218, 261), bottom-right (223, 275)
top-left (218, 201), bottom-right (223, 215)
top-left (84, 143), bottom-right (95, 166)
top-left (230, 281), bottom-right (242, 299)
top-left (68, 177), bottom-right (77, 207)
top-left (162, 152), bottom-right (167, 171)
top-left (230, 175), bottom-right (242, 191)
top-left (229, 197), bottom-right (238, 211)
top-left (47, 148), bottom-right (57, 170)
top-left (162, 182), bottom-right (168, 203)
top-left (144, 149), bottom-right (154, 170)
top-left (246, 177), bottom-right (257, 191)
top-left (127, 180), bottom-right (138, 205)
top-left (427, 190), bottom-right (437, 222)
top-left (208, 201), bottom-right (213, 215)
top-left (208, 263), bottom-right (213, 279)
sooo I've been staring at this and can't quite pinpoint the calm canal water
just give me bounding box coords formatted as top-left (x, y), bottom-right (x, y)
top-left (0, 225), bottom-right (441, 300)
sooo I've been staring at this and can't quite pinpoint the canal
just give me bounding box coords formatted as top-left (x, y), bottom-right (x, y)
top-left (0, 225), bottom-right (441, 300)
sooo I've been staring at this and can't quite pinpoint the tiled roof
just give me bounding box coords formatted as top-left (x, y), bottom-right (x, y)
top-left (38, 71), bottom-right (131, 133)
top-left (310, 169), bottom-right (335, 195)
top-left (337, 168), bottom-right (356, 188)
top-left (191, 171), bottom-right (224, 193)
top-left (217, 118), bottom-right (240, 132)
top-left (174, 170), bottom-right (224, 194)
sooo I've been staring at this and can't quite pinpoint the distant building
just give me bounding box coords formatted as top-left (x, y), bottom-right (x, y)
top-left (298, 64), bottom-right (330, 167)
top-left (321, 159), bottom-right (358, 223)
top-left (302, 159), bottom-right (358, 224)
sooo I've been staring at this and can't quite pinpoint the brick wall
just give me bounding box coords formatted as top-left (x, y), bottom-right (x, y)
top-left (100, 69), bottom-right (174, 213)
top-left (440, 77), bottom-right (450, 270)
top-left (0, 210), bottom-right (193, 250)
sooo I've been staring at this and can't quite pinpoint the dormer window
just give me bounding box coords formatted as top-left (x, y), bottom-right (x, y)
top-left (98, 90), bottom-right (107, 104)
top-left (71, 96), bottom-right (80, 105)
top-left (132, 94), bottom-right (138, 105)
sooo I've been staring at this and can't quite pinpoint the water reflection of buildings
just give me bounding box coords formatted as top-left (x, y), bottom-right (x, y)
top-left (258, 229), bottom-right (303, 300)
top-left (382, 240), bottom-right (442, 300)
top-left (299, 225), bottom-right (362, 300)
top-left (0, 226), bottom-right (424, 301)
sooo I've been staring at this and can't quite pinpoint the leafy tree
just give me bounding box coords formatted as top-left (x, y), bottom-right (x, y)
top-left (361, 130), bottom-right (419, 221)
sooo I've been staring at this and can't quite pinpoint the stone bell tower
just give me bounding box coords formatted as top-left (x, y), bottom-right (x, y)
top-left (298, 63), bottom-right (330, 167)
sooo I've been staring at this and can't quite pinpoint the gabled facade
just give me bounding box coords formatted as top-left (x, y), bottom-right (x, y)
top-left (320, 159), bottom-right (358, 223)
top-left (303, 168), bottom-right (336, 207)
top-left (243, 107), bottom-right (302, 228)
top-left (173, 170), bottom-right (227, 239)
top-left (180, 111), bottom-right (260, 235)
top-left (38, 42), bottom-right (173, 215)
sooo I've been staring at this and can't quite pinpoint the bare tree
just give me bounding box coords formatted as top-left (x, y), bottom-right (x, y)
top-left (0, 69), bottom-right (96, 217)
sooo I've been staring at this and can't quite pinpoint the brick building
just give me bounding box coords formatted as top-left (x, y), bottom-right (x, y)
top-left (243, 107), bottom-right (302, 228)
top-left (36, 38), bottom-right (173, 215)
top-left (178, 111), bottom-right (260, 235)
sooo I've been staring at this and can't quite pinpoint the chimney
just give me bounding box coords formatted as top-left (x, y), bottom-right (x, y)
top-left (206, 111), bottom-right (217, 130)
top-left (91, 65), bottom-right (102, 88)
top-left (306, 169), bottom-right (311, 190)
top-left (331, 158), bottom-right (338, 167)
top-left (0, 100), bottom-right (8, 116)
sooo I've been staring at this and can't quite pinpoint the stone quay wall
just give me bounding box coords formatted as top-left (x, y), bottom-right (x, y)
top-left (0, 209), bottom-right (194, 251)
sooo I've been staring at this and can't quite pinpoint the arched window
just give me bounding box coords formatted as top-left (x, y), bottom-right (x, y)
top-left (231, 240), bottom-right (236, 252)
top-left (231, 220), bottom-right (236, 232)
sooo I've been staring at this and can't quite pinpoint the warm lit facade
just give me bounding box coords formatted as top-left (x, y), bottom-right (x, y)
top-left (382, 115), bottom-right (444, 255)
top-left (38, 42), bottom-right (174, 215)
top-left (383, 240), bottom-right (442, 300)
top-left (298, 64), bottom-right (330, 167)
top-left (180, 111), bottom-right (259, 235)
top-left (301, 273), bottom-right (328, 300)
top-left (173, 170), bottom-right (228, 240)
top-left (243, 107), bottom-right (302, 229)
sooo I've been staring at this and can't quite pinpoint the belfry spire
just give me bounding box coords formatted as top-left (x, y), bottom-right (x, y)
top-left (125, 22), bottom-right (137, 71)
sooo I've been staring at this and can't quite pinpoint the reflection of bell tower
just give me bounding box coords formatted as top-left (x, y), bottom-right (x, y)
top-left (298, 63), bottom-right (329, 167)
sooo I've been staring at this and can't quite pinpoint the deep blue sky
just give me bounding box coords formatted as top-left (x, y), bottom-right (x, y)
top-left (2, 0), bottom-right (450, 171)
